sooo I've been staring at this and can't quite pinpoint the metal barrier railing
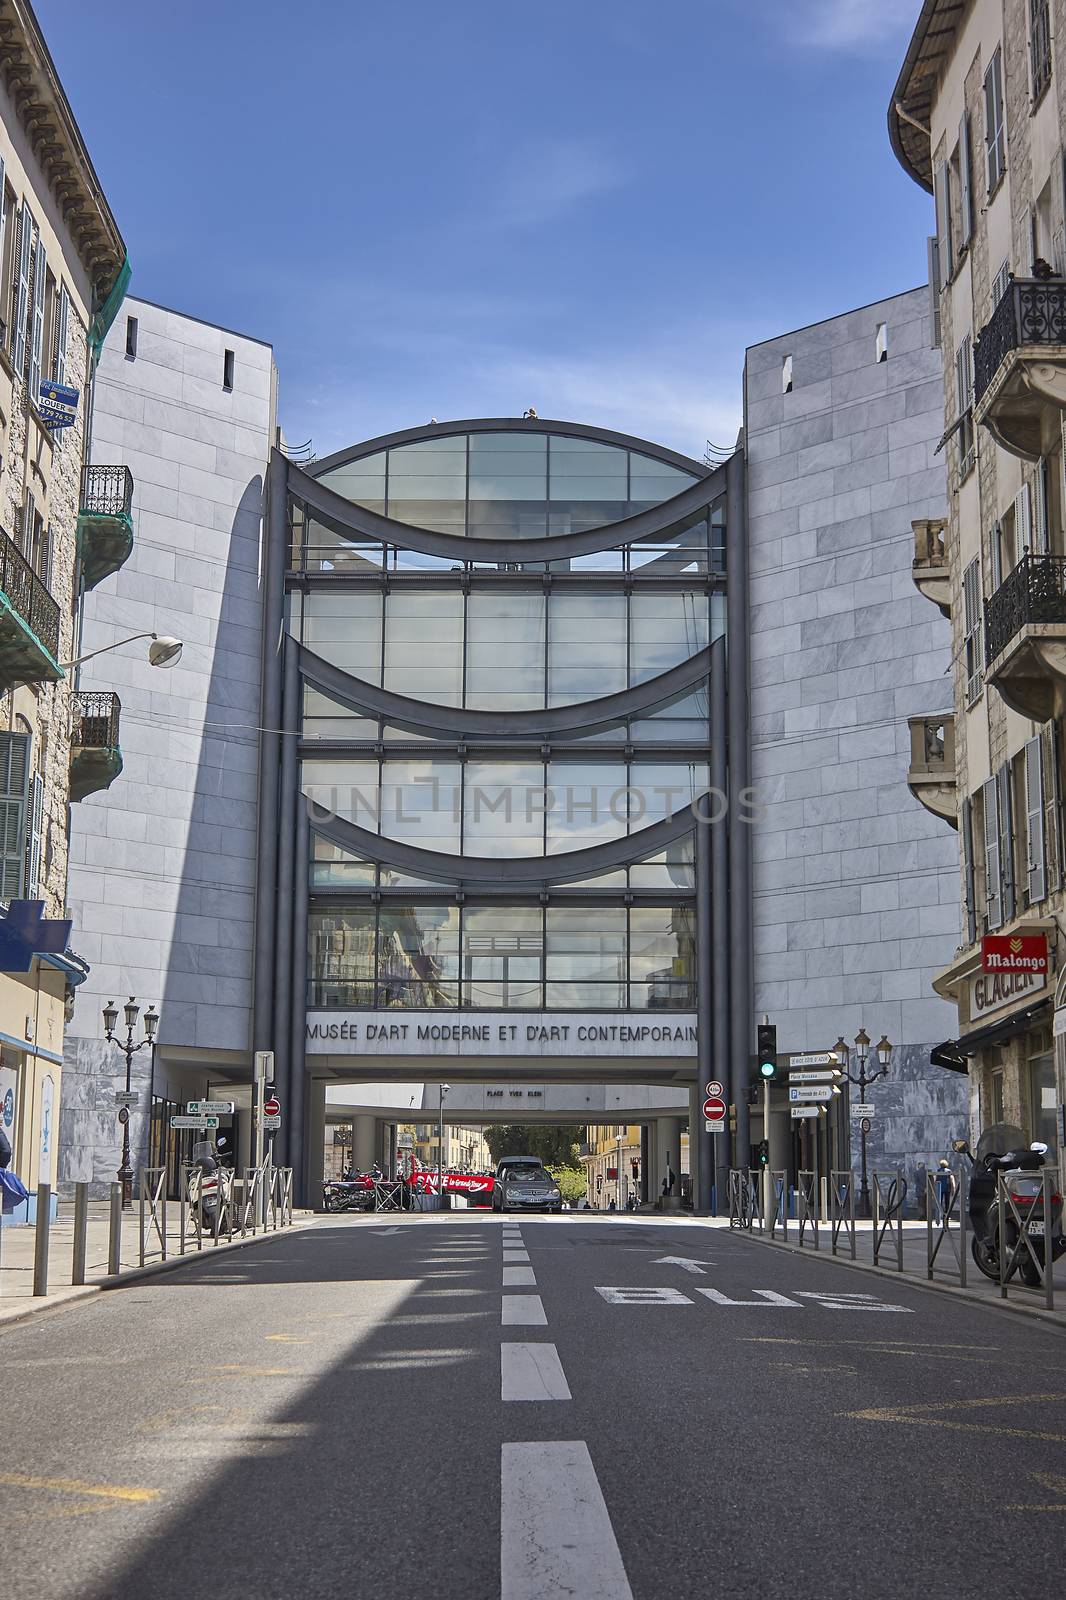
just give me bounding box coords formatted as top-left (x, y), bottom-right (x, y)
top-left (830, 1169), bottom-right (856, 1259)
top-left (997, 1169), bottom-right (1056, 1311)
top-left (139, 1167), bottom-right (167, 1266)
top-left (727, 1169), bottom-right (761, 1230)
top-left (797, 1169), bottom-right (819, 1249)
top-left (872, 1170), bottom-right (906, 1270)
top-left (768, 1170), bottom-right (788, 1240)
top-left (748, 1168), bottom-right (765, 1232)
top-left (926, 1169), bottom-right (966, 1286)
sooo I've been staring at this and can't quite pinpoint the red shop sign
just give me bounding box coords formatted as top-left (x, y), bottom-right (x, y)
top-left (981, 934), bottom-right (1049, 976)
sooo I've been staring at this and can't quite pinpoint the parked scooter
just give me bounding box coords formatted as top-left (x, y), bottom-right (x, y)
top-left (952, 1124), bottom-right (1066, 1285)
top-left (188, 1139), bottom-right (232, 1232)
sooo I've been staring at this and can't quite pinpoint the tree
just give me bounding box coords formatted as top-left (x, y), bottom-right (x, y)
top-left (549, 1165), bottom-right (587, 1205)
top-left (484, 1124), bottom-right (584, 1169)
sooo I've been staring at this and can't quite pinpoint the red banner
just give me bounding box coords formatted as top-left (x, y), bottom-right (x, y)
top-left (981, 934), bottom-right (1048, 975)
top-left (408, 1170), bottom-right (495, 1196)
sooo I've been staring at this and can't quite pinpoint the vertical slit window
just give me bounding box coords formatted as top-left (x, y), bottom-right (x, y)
top-left (125, 315), bottom-right (138, 358)
top-left (222, 348), bottom-right (234, 390)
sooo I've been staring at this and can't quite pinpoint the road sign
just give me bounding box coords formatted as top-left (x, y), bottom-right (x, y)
top-left (788, 1052), bottom-right (836, 1067)
top-left (114, 1090), bottom-right (138, 1107)
top-left (851, 1103), bottom-right (875, 1118)
top-left (790, 1106), bottom-right (821, 1119)
top-left (788, 1085), bottom-right (836, 1103)
top-left (788, 1069), bottom-right (839, 1084)
top-left (253, 1050), bottom-right (273, 1081)
top-left (703, 1095), bottom-right (726, 1121)
top-left (859, 1117), bottom-right (872, 1134)
top-left (263, 1113), bottom-right (281, 1131)
top-left (705, 1080), bottom-right (724, 1098)
top-left (264, 1092), bottom-right (281, 1118)
top-left (117, 1107), bottom-right (130, 1126)
top-left (705, 1118), bottom-right (725, 1133)
top-left (171, 1114), bottom-right (219, 1130)
top-left (187, 1100), bottom-right (234, 1116)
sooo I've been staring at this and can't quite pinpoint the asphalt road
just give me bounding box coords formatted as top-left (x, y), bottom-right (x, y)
top-left (2, 1213), bottom-right (1065, 1599)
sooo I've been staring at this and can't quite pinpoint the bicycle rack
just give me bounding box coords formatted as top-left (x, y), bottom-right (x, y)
top-left (872, 1170), bottom-right (906, 1270)
top-left (925, 1169), bottom-right (966, 1286)
top-left (139, 1167), bottom-right (167, 1266)
top-left (797, 1169), bottom-right (819, 1249)
top-left (768, 1170), bottom-right (788, 1240)
top-left (830, 1169), bottom-right (856, 1259)
top-left (997, 1169), bottom-right (1056, 1310)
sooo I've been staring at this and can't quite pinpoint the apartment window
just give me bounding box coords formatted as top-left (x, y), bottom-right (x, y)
top-left (222, 348), bottom-right (234, 391)
top-left (21, 492), bottom-right (50, 587)
top-left (27, 227), bottom-right (46, 398)
top-left (1030, 0), bottom-right (1053, 103)
top-left (955, 336), bottom-right (975, 478)
top-left (991, 259), bottom-right (1011, 311)
top-left (875, 323), bottom-right (888, 362)
top-left (125, 314), bottom-right (138, 359)
top-left (984, 46), bottom-right (1007, 193)
top-left (1015, 482), bottom-right (1033, 555)
top-left (11, 200), bottom-right (34, 378)
top-left (1025, 735), bottom-right (1047, 904)
top-left (963, 556), bottom-right (983, 704)
top-left (1033, 458), bottom-right (1051, 553)
top-left (781, 353), bottom-right (792, 395)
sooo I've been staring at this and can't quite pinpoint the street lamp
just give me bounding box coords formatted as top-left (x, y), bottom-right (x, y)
top-left (61, 631), bottom-right (183, 670)
top-left (103, 997), bottom-right (158, 1207)
top-left (438, 1083), bottom-right (450, 1203)
top-left (836, 1028), bottom-right (892, 1219)
top-left (616, 1129), bottom-right (625, 1212)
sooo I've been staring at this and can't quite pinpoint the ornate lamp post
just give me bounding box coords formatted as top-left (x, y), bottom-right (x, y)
top-left (104, 998), bottom-right (158, 1207)
top-left (836, 1028), bottom-right (892, 1219)
top-left (437, 1082), bottom-right (451, 1202)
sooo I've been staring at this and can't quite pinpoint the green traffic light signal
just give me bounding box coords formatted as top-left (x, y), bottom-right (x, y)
top-left (759, 1060), bottom-right (775, 1078)
top-left (757, 1021), bottom-right (777, 1080)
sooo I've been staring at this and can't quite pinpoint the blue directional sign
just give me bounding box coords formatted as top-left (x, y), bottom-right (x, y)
top-left (0, 900), bottom-right (73, 973)
top-left (37, 380), bottom-right (79, 430)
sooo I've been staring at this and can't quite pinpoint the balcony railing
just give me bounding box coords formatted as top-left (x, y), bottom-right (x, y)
top-left (0, 525), bottom-right (60, 658)
top-left (908, 714), bottom-right (954, 775)
top-left (71, 691), bottom-right (121, 751)
top-left (974, 279), bottom-right (1066, 404)
top-left (80, 464), bottom-right (133, 520)
top-left (984, 552), bottom-right (1066, 665)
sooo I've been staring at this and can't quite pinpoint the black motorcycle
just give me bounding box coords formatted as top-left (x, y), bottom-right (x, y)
top-left (322, 1174), bottom-right (375, 1213)
top-left (953, 1123), bottom-right (1065, 1286)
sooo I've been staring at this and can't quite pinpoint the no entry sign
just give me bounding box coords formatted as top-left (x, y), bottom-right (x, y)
top-left (264, 1092), bottom-right (281, 1118)
top-left (703, 1095), bottom-right (726, 1121)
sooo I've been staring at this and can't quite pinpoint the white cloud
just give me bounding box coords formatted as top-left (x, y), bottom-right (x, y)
top-left (488, 137), bottom-right (625, 227)
top-left (786, 0), bottom-right (916, 52)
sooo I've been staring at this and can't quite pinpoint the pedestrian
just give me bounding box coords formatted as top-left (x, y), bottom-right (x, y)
top-left (608, 1197), bottom-right (616, 1212)
top-left (934, 1158), bottom-right (954, 1222)
top-left (0, 1122), bottom-right (28, 1213)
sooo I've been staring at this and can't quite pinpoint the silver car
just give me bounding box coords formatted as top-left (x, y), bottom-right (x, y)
top-left (493, 1157), bottom-right (563, 1213)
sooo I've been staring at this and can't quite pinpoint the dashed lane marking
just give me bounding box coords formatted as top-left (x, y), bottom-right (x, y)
top-left (502, 1295), bottom-right (548, 1326)
top-left (501, 1442), bottom-right (633, 1600)
top-left (501, 1343), bottom-right (572, 1401)
top-left (503, 1266), bottom-right (537, 1287)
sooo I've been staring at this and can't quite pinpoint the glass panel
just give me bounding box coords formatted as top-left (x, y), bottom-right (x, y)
top-left (545, 906), bottom-right (626, 1006)
top-left (628, 453), bottom-right (698, 510)
top-left (309, 906), bottom-right (376, 1008)
top-left (548, 592), bottom-right (627, 705)
top-left (380, 759), bottom-right (461, 854)
top-left (317, 451), bottom-right (387, 512)
top-left (545, 761), bottom-right (628, 853)
top-left (465, 591), bottom-right (546, 709)
top-left (629, 839), bottom-right (696, 889)
top-left (302, 761), bottom-right (380, 831)
top-left (629, 763), bottom-right (709, 831)
top-left (387, 438), bottom-right (466, 534)
top-left (463, 905), bottom-right (543, 1008)
top-left (711, 497), bottom-right (726, 574)
top-left (303, 687), bottom-right (378, 741)
top-left (311, 836), bottom-right (377, 887)
top-left (377, 904), bottom-right (459, 1008)
top-left (300, 592), bottom-right (383, 684)
top-left (384, 591), bottom-right (463, 705)
top-left (464, 761), bottom-right (546, 856)
top-left (629, 905), bottom-right (696, 1008)
top-left (628, 512), bottom-right (709, 575)
top-left (629, 593), bottom-right (709, 685)
top-left (302, 519), bottom-right (387, 573)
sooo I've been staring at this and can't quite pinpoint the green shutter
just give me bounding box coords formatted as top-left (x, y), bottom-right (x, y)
top-left (0, 731), bottom-right (30, 901)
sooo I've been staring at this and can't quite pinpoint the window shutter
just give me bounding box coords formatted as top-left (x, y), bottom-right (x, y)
top-left (983, 777), bottom-right (1001, 930)
top-left (962, 794), bottom-right (977, 943)
top-left (12, 202), bottom-right (32, 377)
top-left (1034, 461), bottom-right (1049, 554)
top-left (54, 285), bottom-right (68, 384)
top-left (20, 489), bottom-right (34, 560)
top-left (991, 521), bottom-right (1003, 590)
top-left (927, 237), bottom-right (942, 347)
top-left (0, 732), bottom-right (30, 902)
top-left (1025, 736), bottom-right (1047, 904)
top-left (959, 114), bottom-right (974, 244)
top-left (935, 163), bottom-right (954, 277)
top-left (0, 153), bottom-right (6, 330)
top-left (25, 770), bottom-right (43, 899)
top-left (1016, 484), bottom-right (1033, 553)
top-left (1052, 718), bottom-right (1066, 887)
top-left (28, 234), bottom-right (45, 399)
top-left (997, 762), bottom-right (1015, 923)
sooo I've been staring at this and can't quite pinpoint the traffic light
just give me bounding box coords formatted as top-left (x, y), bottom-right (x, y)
top-left (757, 1022), bottom-right (778, 1080)
top-left (757, 1139), bottom-right (770, 1167)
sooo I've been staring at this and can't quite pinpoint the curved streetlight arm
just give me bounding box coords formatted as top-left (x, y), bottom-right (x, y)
top-left (61, 631), bottom-right (161, 669)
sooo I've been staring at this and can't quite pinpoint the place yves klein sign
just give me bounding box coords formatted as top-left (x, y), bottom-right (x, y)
top-left (305, 1011), bottom-right (698, 1058)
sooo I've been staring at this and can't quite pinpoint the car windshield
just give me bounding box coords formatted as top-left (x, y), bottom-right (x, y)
top-left (505, 1168), bottom-right (548, 1185)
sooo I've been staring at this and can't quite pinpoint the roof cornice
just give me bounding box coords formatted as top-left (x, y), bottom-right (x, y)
top-left (888, 0), bottom-right (968, 193)
top-left (0, 0), bottom-right (125, 302)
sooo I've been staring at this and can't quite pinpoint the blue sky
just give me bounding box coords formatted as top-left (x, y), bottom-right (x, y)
top-left (37, 0), bottom-right (931, 461)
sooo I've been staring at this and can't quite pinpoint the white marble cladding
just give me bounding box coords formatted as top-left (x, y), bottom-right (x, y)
top-left (745, 288), bottom-right (960, 1059)
top-left (60, 299), bottom-right (275, 1185)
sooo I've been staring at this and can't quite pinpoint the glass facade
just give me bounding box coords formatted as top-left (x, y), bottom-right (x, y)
top-left (296, 421), bottom-right (715, 1018)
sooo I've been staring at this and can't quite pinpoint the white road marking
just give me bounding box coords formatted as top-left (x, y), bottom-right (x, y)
top-left (501, 1441), bottom-right (633, 1600)
top-left (503, 1266), bottom-right (537, 1287)
top-left (652, 1255), bottom-right (711, 1274)
top-left (502, 1295), bottom-right (548, 1326)
top-left (595, 1287), bottom-right (693, 1305)
top-left (501, 1343), bottom-right (572, 1401)
top-left (696, 1289), bottom-right (801, 1307)
top-left (503, 1250), bottom-right (530, 1263)
top-left (794, 1292), bottom-right (913, 1313)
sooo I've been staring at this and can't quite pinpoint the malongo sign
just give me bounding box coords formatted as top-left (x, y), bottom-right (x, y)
top-left (981, 934), bottom-right (1048, 976)
top-left (305, 1011), bottom-right (697, 1059)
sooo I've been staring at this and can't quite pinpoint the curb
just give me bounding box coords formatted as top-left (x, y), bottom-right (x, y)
top-left (741, 1227), bottom-right (1066, 1333)
top-left (0, 1217), bottom-right (318, 1333)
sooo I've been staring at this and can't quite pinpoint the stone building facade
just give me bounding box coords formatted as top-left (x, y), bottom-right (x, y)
top-left (745, 287), bottom-right (968, 1187)
top-left (0, 0), bottom-right (127, 1196)
top-left (891, 0), bottom-right (1066, 1174)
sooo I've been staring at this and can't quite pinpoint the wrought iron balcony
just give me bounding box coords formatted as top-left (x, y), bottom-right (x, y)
top-left (911, 518), bottom-right (950, 616)
top-left (983, 552), bottom-right (1066, 721)
top-left (906, 713), bottom-right (956, 828)
top-left (0, 524), bottom-right (61, 690)
top-left (973, 278), bottom-right (1066, 459)
top-left (77, 464), bottom-right (134, 592)
top-left (69, 690), bottom-right (123, 803)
